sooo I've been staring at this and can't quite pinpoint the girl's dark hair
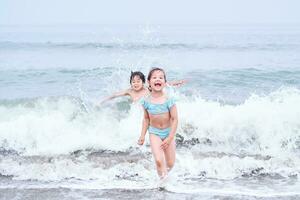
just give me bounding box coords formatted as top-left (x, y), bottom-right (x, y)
top-left (130, 71), bottom-right (145, 83)
top-left (147, 67), bottom-right (166, 82)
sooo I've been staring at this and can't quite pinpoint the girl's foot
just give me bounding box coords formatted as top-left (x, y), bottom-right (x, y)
top-left (158, 173), bottom-right (169, 189)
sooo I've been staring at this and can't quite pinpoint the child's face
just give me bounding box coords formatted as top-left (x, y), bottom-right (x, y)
top-left (148, 70), bottom-right (166, 92)
top-left (131, 76), bottom-right (144, 91)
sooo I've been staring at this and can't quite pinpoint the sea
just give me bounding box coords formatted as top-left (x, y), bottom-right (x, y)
top-left (0, 24), bottom-right (300, 199)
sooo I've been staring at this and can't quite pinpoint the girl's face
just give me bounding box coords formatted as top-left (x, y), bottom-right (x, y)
top-left (131, 75), bottom-right (144, 91)
top-left (148, 70), bottom-right (166, 92)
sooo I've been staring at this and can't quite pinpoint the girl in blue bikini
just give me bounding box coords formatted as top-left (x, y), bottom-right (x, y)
top-left (138, 68), bottom-right (178, 180)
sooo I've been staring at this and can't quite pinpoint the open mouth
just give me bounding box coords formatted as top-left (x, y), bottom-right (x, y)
top-left (154, 83), bottom-right (162, 87)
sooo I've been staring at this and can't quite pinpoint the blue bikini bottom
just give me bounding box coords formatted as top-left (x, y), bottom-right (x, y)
top-left (148, 126), bottom-right (171, 140)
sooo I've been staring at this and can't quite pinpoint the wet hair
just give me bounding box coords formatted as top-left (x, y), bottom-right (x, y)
top-left (147, 67), bottom-right (166, 82)
top-left (130, 71), bottom-right (145, 84)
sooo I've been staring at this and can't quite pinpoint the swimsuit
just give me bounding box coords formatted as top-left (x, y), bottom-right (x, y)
top-left (141, 97), bottom-right (175, 139)
top-left (148, 126), bottom-right (171, 139)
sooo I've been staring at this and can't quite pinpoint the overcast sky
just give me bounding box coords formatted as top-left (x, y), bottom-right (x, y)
top-left (1, 0), bottom-right (300, 25)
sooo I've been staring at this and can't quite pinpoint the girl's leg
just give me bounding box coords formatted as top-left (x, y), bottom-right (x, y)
top-left (163, 139), bottom-right (176, 172)
top-left (149, 134), bottom-right (167, 178)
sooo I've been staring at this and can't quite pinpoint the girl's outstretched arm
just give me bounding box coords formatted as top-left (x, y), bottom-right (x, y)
top-left (138, 108), bottom-right (150, 145)
top-left (161, 105), bottom-right (178, 150)
top-left (167, 80), bottom-right (187, 87)
top-left (100, 89), bottom-right (130, 104)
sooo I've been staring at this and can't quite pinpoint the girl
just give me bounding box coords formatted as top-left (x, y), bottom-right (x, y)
top-left (138, 68), bottom-right (178, 180)
top-left (101, 71), bottom-right (186, 103)
top-left (101, 71), bottom-right (148, 103)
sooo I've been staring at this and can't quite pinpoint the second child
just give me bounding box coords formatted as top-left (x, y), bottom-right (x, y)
top-left (101, 71), bottom-right (186, 104)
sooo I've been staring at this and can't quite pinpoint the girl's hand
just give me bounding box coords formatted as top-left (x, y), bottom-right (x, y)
top-left (168, 79), bottom-right (187, 87)
top-left (138, 136), bottom-right (145, 145)
top-left (175, 79), bottom-right (187, 87)
top-left (161, 137), bottom-right (173, 150)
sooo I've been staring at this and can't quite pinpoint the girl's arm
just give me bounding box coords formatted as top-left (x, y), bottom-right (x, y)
top-left (167, 80), bottom-right (187, 87)
top-left (100, 89), bottom-right (130, 104)
top-left (138, 108), bottom-right (150, 145)
top-left (161, 105), bottom-right (178, 149)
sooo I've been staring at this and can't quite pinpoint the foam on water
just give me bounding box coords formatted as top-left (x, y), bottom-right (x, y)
top-left (0, 97), bottom-right (143, 155)
top-left (0, 88), bottom-right (299, 156)
top-left (0, 88), bottom-right (299, 186)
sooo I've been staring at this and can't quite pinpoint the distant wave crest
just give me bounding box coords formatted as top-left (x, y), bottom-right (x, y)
top-left (1, 41), bottom-right (299, 51)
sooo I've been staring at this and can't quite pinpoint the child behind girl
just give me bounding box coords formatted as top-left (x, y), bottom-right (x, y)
top-left (138, 68), bottom-right (178, 181)
top-left (101, 71), bottom-right (148, 103)
top-left (101, 71), bottom-right (186, 103)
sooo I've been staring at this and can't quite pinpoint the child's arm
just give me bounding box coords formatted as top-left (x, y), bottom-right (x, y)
top-left (100, 89), bottom-right (130, 104)
top-left (161, 105), bottom-right (178, 149)
top-left (167, 80), bottom-right (187, 87)
top-left (138, 108), bottom-right (150, 145)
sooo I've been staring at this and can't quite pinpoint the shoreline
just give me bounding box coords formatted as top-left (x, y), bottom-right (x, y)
top-left (1, 187), bottom-right (299, 200)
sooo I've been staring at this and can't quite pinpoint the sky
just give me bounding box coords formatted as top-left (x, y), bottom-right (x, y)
top-left (1, 0), bottom-right (300, 25)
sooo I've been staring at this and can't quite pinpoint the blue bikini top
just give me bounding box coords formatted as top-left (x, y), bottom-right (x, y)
top-left (141, 96), bottom-right (175, 115)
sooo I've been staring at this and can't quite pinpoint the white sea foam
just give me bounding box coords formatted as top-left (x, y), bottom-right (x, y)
top-left (0, 88), bottom-right (299, 155)
top-left (0, 88), bottom-right (299, 183)
top-left (0, 97), bottom-right (143, 155)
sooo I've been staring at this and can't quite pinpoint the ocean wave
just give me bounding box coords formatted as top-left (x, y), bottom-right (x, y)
top-left (0, 88), bottom-right (300, 156)
top-left (1, 41), bottom-right (299, 51)
top-left (0, 147), bottom-right (298, 182)
top-left (0, 88), bottom-right (299, 182)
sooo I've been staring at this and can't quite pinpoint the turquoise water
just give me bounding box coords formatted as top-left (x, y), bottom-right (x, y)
top-left (1, 67), bottom-right (300, 104)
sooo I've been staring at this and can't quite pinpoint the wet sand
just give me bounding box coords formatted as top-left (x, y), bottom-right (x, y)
top-left (1, 188), bottom-right (299, 200)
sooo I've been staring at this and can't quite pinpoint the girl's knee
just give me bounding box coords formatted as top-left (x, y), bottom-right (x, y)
top-left (166, 160), bottom-right (175, 169)
top-left (155, 159), bottom-right (164, 168)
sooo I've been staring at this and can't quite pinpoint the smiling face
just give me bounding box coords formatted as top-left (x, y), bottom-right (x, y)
top-left (130, 75), bottom-right (144, 91)
top-left (148, 70), bottom-right (166, 92)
